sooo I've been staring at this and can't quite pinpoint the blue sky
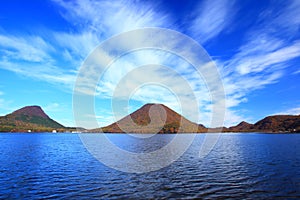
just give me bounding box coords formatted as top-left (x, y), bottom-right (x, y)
top-left (0, 0), bottom-right (300, 128)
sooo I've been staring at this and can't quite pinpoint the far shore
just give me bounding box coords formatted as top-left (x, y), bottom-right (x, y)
top-left (0, 131), bottom-right (299, 134)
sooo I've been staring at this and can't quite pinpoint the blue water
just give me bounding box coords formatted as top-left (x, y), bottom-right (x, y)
top-left (0, 133), bottom-right (299, 199)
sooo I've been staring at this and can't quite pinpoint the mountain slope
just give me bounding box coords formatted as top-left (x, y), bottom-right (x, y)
top-left (96, 103), bottom-right (207, 133)
top-left (252, 115), bottom-right (300, 132)
top-left (0, 106), bottom-right (65, 132)
top-left (228, 121), bottom-right (254, 132)
top-left (227, 115), bottom-right (300, 132)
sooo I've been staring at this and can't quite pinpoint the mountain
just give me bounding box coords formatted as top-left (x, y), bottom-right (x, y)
top-left (96, 103), bottom-right (207, 133)
top-left (252, 115), bottom-right (300, 132)
top-left (228, 121), bottom-right (254, 132)
top-left (228, 115), bottom-right (300, 133)
top-left (0, 106), bottom-right (65, 132)
top-left (1, 104), bottom-right (299, 133)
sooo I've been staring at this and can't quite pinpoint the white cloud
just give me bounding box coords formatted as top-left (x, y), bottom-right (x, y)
top-left (273, 0), bottom-right (300, 36)
top-left (1, 0), bottom-right (299, 129)
top-left (0, 31), bottom-right (85, 89)
top-left (233, 40), bottom-right (300, 75)
top-left (189, 0), bottom-right (236, 43)
top-left (274, 107), bottom-right (300, 115)
top-left (0, 0), bottom-right (173, 96)
top-left (294, 69), bottom-right (300, 75)
top-left (44, 102), bottom-right (60, 112)
top-left (90, 49), bottom-right (217, 123)
top-left (0, 34), bottom-right (54, 63)
top-left (213, 1), bottom-right (300, 126)
top-left (53, 0), bottom-right (170, 35)
top-left (224, 109), bottom-right (250, 127)
top-left (53, 31), bottom-right (100, 62)
top-left (0, 60), bottom-right (77, 89)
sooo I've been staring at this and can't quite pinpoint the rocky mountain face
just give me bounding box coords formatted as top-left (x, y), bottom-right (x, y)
top-left (97, 103), bottom-right (207, 133)
top-left (0, 106), bottom-right (65, 132)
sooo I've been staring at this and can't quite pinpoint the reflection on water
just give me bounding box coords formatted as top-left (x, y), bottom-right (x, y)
top-left (0, 133), bottom-right (299, 199)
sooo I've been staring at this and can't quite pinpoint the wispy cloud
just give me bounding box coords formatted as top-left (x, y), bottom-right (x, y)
top-left (76, 47), bottom-right (214, 126)
top-left (0, 31), bottom-right (81, 90)
top-left (53, 0), bottom-right (170, 35)
top-left (53, 31), bottom-right (100, 62)
top-left (214, 0), bottom-right (300, 125)
top-left (0, 60), bottom-right (77, 89)
top-left (270, 0), bottom-right (300, 36)
top-left (0, 34), bottom-right (54, 63)
top-left (0, 0), bottom-right (172, 92)
top-left (294, 69), bottom-right (300, 75)
top-left (228, 36), bottom-right (300, 75)
top-left (44, 0), bottom-right (300, 127)
top-left (274, 106), bottom-right (300, 115)
top-left (189, 0), bottom-right (236, 44)
top-left (0, 0), bottom-right (299, 128)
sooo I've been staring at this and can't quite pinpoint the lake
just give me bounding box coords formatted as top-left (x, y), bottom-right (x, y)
top-left (0, 133), bottom-right (299, 199)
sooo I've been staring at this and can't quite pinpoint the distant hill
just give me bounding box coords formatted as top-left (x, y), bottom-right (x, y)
top-left (0, 106), bottom-right (66, 132)
top-left (252, 115), bottom-right (300, 132)
top-left (95, 103), bottom-right (207, 133)
top-left (94, 104), bottom-right (300, 133)
top-left (228, 121), bottom-right (255, 132)
top-left (227, 115), bottom-right (300, 133)
top-left (1, 104), bottom-right (299, 133)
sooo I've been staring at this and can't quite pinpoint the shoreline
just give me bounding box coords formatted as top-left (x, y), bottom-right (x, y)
top-left (0, 132), bottom-right (299, 134)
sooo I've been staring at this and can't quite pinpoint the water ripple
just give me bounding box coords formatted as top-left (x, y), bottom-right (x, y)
top-left (0, 133), bottom-right (299, 199)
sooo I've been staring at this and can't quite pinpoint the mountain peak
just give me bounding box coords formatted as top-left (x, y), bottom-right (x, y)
top-left (12, 105), bottom-right (49, 119)
top-left (141, 103), bottom-right (164, 108)
top-left (228, 120), bottom-right (254, 132)
top-left (98, 103), bottom-right (207, 133)
top-left (238, 121), bottom-right (252, 126)
top-left (0, 105), bottom-right (65, 132)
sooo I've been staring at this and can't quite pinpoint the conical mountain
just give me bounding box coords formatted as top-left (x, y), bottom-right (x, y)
top-left (97, 103), bottom-right (207, 133)
top-left (0, 106), bottom-right (65, 132)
